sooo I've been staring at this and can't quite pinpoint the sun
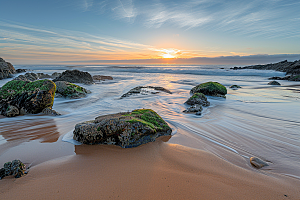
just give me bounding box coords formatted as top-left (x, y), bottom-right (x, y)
top-left (162, 53), bottom-right (175, 58)
top-left (151, 48), bottom-right (181, 59)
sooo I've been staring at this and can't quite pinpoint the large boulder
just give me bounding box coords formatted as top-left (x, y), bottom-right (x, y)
top-left (185, 93), bottom-right (210, 107)
top-left (190, 82), bottom-right (227, 97)
top-left (55, 81), bottom-right (91, 99)
top-left (0, 79), bottom-right (56, 117)
top-left (0, 58), bottom-right (16, 80)
top-left (268, 81), bottom-right (280, 85)
top-left (73, 109), bottom-right (172, 148)
top-left (53, 70), bottom-right (94, 84)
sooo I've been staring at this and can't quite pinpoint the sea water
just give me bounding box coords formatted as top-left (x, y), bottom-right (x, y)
top-left (0, 65), bottom-right (299, 179)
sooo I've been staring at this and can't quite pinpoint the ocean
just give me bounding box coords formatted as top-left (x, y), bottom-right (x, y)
top-left (0, 65), bottom-right (299, 180)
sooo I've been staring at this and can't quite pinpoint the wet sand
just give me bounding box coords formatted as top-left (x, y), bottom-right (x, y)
top-left (1, 136), bottom-right (299, 200)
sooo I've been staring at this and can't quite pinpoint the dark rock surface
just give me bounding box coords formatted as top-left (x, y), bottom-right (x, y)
top-left (0, 79), bottom-right (56, 117)
top-left (250, 157), bottom-right (269, 169)
top-left (73, 109), bottom-right (172, 148)
top-left (185, 93), bottom-right (210, 107)
top-left (53, 70), bottom-right (94, 84)
top-left (268, 81), bottom-right (281, 85)
top-left (190, 82), bottom-right (227, 97)
top-left (269, 75), bottom-right (300, 81)
top-left (0, 58), bottom-right (16, 80)
top-left (121, 86), bottom-right (172, 98)
top-left (14, 73), bottom-right (39, 82)
top-left (16, 69), bottom-right (27, 73)
top-left (0, 160), bottom-right (26, 179)
top-left (55, 81), bottom-right (91, 99)
top-left (183, 104), bottom-right (203, 115)
top-left (230, 85), bottom-right (242, 89)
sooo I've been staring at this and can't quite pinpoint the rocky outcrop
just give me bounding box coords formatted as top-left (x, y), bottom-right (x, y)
top-left (121, 86), bottom-right (172, 98)
top-left (0, 79), bottom-right (56, 117)
top-left (93, 75), bottom-right (113, 81)
top-left (0, 58), bottom-right (16, 80)
top-left (190, 82), bottom-right (227, 98)
top-left (250, 157), bottom-right (269, 169)
top-left (268, 81), bottom-right (280, 85)
top-left (0, 160), bottom-right (26, 179)
top-left (231, 60), bottom-right (300, 80)
top-left (53, 70), bottom-right (94, 84)
top-left (73, 109), bottom-right (172, 148)
top-left (269, 75), bottom-right (300, 81)
top-left (55, 81), bottom-right (91, 99)
top-left (14, 72), bottom-right (62, 81)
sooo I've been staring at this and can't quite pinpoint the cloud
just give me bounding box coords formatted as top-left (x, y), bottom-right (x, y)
top-left (0, 21), bottom-right (155, 63)
top-left (94, 0), bottom-right (300, 38)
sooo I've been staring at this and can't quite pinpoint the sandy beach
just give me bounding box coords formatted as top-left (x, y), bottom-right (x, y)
top-left (1, 136), bottom-right (300, 200)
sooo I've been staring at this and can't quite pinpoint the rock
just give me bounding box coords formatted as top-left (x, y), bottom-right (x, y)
top-left (0, 58), bottom-right (16, 80)
top-left (0, 160), bottom-right (26, 179)
top-left (93, 75), bottom-right (113, 81)
top-left (230, 85), bottom-right (241, 88)
top-left (190, 82), bottom-right (227, 97)
top-left (0, 79), bottom-right (56, 117)
top-left (51, 72), bottom-right (61, 78)
top-left (14, 73), bottom-right (39, 82)
top-left (73, 109), bottom-right (172, 148)
top-left (268, 81), bottom-right (281, 85)
top-left (37, 73), bottom-right (52, 79)
top-left (234, 60), bottom-right (300, 79)
top-left (121, 86), bottom-right (172, 98)
top-left (5, 105), bottom-right (19, 117)
top-left (16, 69), bottom-right (27, 73)
top-left (269, 75), bottom-right (300, 81)
top-left (42, 107), bottom-right (61, 116)
top-left (250, 157), bottom-right (269, 169)
top-left (183, 104), bottom-right (203, 114)
top-left (55, 81), bottom-right (91, 99)
top-left (185, 93), bottom-right (210, 107)
top-left (53, 70), bottom-right (94, 84)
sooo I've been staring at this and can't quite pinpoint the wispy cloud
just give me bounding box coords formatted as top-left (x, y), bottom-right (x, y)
top-left (93, 0), bottom-right (300, 38)
top-left (0, 21), bottom-right (158, 63)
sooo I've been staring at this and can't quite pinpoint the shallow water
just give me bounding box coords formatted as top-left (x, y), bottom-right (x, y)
top-left (0, 65), bottom-right (299, 179)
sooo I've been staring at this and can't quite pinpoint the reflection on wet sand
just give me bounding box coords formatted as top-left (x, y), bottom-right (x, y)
top-left (0, 118), bottom-right (60, 143)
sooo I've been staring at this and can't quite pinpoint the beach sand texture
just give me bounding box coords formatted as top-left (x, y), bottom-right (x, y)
top-left (1, 137), bottom-right (300, 200)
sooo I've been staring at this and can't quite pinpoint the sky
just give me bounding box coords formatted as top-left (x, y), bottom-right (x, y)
top-left (0, 0), bottom-right (300, 65)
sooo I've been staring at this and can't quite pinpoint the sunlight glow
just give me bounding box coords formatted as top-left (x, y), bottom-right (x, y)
top-left (152, 48), bottom-right (181, 59)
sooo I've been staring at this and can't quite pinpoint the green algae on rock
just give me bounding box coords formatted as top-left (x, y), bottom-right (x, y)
top-left (0, 79), bottom-right (56, 117)
top-left (73, 109), bottom-right (172, 148)
top-left (55, 81), bottom-right (91, 99)
top-left (191, 82), bottom-right (227, 97)
top-left (185, 93), bottom-right (210, 107)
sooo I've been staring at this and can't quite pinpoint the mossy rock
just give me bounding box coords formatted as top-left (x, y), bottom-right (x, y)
top-left (190, 82), bottom-right (227, 97)
top-left (185, 93), bottom-right (210, 106)
top-left (73, 109), bottom-right (172, 148)
top-left (0, 79), bottom-right (56, 116)
top-left (55, 81), bottom-right (90, 99)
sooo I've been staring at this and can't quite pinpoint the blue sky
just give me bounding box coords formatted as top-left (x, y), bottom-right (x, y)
top-left (0, 0), bottom-right (300, 65)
